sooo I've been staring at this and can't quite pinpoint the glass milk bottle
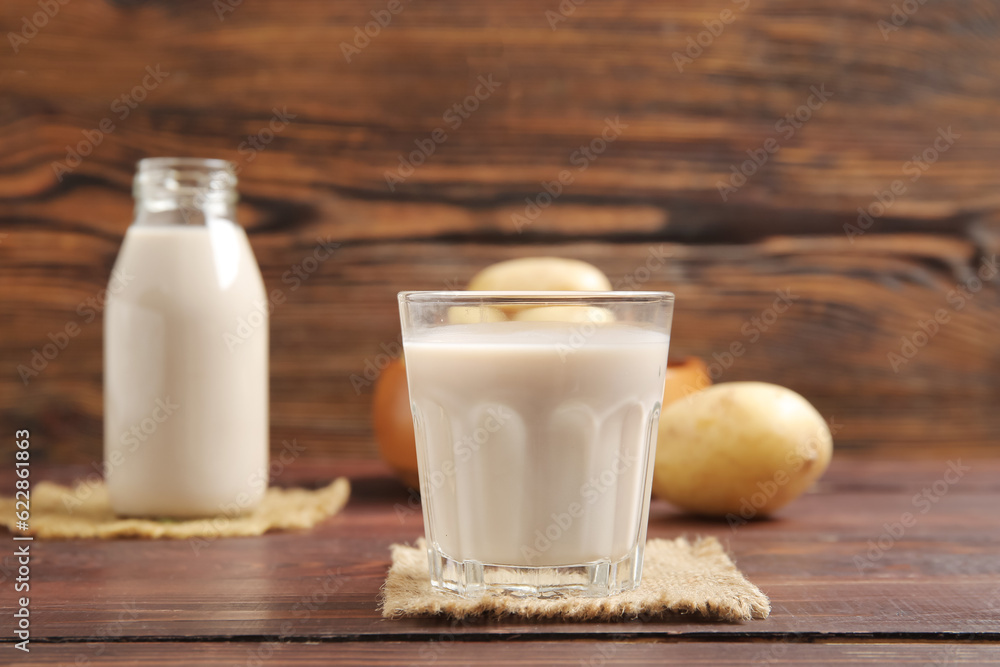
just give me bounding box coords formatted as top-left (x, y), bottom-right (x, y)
top-left (104, 158), bottom-right (269, 517)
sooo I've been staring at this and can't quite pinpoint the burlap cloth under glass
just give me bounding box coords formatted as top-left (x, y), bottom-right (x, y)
top-left (1, 478), bottom-right (350, 539)
top-left (382, 537), bottom-right (770, 622)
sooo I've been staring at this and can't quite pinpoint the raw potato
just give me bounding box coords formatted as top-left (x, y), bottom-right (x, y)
top-left (661, 357), bottom-right (711, 408)
top-left (468, 257), bottom-right (612, 292)
top-left (512, 305), bottom-right (614, 323)
top-left (652, 382), bottom-right (832, 518)
top-left (447, 306), bottom-right (507, 324)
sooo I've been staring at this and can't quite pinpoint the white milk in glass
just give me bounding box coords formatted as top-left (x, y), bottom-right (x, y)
top-left (104, 159), bottom-right (268, 517)
top-left (404, 320), bottom-right (669, 574)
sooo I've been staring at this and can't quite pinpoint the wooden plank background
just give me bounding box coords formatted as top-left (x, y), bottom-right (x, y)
top-left (1, 0), bottom-right (999, 462)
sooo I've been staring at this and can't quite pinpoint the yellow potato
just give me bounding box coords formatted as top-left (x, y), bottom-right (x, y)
top-left (468, 257), bottom-right (613, 317)
top-left (652, 382), bottom-right (832, 519)
top-left (447, 306), bottom-right (507, 324)
top-left (512, 306), bottom-right (614, 324)
top-left (468, 257), bottom-right (612, 292)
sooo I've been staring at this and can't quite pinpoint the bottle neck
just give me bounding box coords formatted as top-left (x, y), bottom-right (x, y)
top-left (132, 158), bottom-right (238, 227)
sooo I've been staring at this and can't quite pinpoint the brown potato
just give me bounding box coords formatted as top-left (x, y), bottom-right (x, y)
top-left (653, 382), bottom-right (833, 518)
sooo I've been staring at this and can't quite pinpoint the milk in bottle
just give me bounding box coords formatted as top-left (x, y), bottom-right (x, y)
top-left (104, 158), bottom-right (269, 517)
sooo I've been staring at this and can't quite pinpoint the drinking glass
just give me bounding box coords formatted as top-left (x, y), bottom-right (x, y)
top-left (399, 291), bottom-right (674, 597)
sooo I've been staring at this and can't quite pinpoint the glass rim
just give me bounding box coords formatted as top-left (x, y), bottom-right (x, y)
top-left (137, 157), bottom-right (236, 173)
top-left (399, 290), bottom-right (674, 304)
top-left (134, 157), bottom-right (239, 206)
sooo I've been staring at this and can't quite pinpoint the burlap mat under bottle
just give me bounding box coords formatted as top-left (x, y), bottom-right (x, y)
top-left (381, 537), bottom-right (770, 622)
top-left (1, 478), bottom-right (350, 539)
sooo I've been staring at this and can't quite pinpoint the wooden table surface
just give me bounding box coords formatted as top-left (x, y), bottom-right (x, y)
top-left (4, 456), bottom-right (1000, 665)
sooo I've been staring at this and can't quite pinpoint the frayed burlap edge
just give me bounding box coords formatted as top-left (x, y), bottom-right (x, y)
top-left (380, 536), bottom-right (769, 622)
top-left (1, 478), bottom-right (350, 539)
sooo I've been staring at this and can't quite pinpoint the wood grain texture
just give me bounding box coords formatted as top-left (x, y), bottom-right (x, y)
top-left (3, 458), bottom-right (999, 642)
top-left (1, 0), bottom-right (1000, 461)
top-left (1, 0), bottom-right (999, 225)
top-left (4, 236), bottom-right (999, 462)
top-left (9, 642), bottom-right (1000, 667)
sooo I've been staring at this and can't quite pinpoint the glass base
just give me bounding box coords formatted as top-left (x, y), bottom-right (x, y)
top-left (428, 541), bottom-right (645, 598)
